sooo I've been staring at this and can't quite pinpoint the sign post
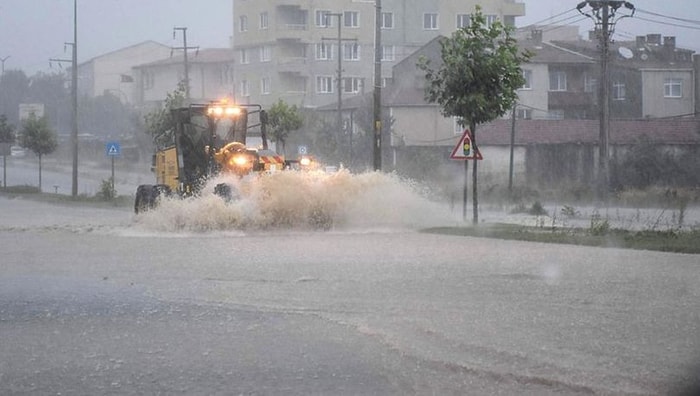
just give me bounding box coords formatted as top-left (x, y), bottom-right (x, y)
top-left (450, 129), bottom-right (483, 221)
top-left (105, 141), bottom-right (121, 197)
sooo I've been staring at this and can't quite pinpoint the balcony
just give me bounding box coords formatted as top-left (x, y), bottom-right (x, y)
top-left (502, 1), bottom-right (525, 17)
top-left (276, 57), bottom-right (309, 75)
top-left (548, 91), bottom-right (595, 108)
top-left (275, 23), bottom-right (309, 41)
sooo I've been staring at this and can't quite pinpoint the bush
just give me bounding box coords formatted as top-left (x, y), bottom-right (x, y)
top-left (97, 178), bottom-right (116, 200)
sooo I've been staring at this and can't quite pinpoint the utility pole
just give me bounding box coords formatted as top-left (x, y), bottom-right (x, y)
top-left (51, 0), bottom-right (78, 197)
top-left (71, 0), bottom-right (78, 198)
top-left (173, 27), bottom-right (199, 102)
top-left (373, 0), bottom-right (382, 171)
top-left (322, 13), bottom-right (355, 166)
top-left (577, 1), bottom-right (634, 201)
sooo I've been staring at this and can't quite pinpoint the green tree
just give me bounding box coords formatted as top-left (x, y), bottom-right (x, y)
top-left (0, 70), bottom-right (30, 126)
top-left (143, 81), bottom-right (187, 147)
top-left (418, 6), bottom-right (530, 224)
top-left (0, 115), bottom-right (15, 143)
top-left (267, 99), bottom-right (303, 155)
top-left (19, 114), bottom-right (58, 190)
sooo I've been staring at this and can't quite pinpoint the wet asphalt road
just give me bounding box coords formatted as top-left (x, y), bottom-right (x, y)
top-left (2, 197), bottom-right (700, 395)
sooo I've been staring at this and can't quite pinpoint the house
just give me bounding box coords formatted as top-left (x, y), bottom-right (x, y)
top-left (132, 48), bottom-right (236, 110)
top-left (382, 32), bottom-right (700, 188)
top-left (76, 41), bottom-right (172, 105)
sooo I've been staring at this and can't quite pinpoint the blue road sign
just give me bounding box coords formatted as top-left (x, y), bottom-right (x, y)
top-left (106, 141), bottom-right (121, 157)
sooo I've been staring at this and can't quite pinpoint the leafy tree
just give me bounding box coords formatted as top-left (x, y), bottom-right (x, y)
top-left (19, 114), bottom-right (58, 190)
top-left (418, 6), bottom-right (530, 224)
top-left (0, 70), bottom-right (30, 126)
top-left (143, 81), bottom-right (187, 147)
top-left (267, 99), bottom-right (303, 155)
top-left (0, 115), bottom-right (15, 143)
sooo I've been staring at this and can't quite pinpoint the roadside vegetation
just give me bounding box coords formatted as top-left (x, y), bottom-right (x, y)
top-left (425, 186), bottom-right (700, 254)
top-left (0, 179), bottom-right (132, 208)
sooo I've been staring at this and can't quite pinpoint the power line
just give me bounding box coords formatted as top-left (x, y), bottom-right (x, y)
top-left (633, 16), bottom-right (700, 31)
top-left (636, 8), bottom-right (700, 26)
top-left (541, 17), bottom-right (589, 33)
top-left (519, 8), bottom-right (577, 30)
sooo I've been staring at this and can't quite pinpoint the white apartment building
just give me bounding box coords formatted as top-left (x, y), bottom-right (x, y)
top-left (232, 0), bottom-right (525, 109)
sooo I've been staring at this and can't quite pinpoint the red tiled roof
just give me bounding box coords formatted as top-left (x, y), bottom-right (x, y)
top-left (476, 119), bottom-right (700, 145)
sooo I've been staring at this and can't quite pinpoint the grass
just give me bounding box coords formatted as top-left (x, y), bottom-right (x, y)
top-left (423, 224), bottom-right (700, 254)
top-left (1, 185), bottom-right (133, 209)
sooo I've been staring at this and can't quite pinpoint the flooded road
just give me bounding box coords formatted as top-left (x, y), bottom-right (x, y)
top-left (1, 191), bottom-right (699, 395)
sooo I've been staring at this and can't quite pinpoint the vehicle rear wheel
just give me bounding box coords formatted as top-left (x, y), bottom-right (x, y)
top-left (134, 185), bottom-right (156, 214)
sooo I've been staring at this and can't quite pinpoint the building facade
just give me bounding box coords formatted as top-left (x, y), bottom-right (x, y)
top-left (231, 0), bottom-right (525, 108)
top-left (132, 49), bottom-right (236, 110)
top-left (76, 41), bottom-right (172, 105)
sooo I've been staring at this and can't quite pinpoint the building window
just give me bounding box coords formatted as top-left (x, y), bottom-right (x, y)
top-left (423, 13), bottom-right (438, 30)
top-left (316, 43), bottom-right (334, 60)
top-left (316, 76), bottom-right (334, 93)
top-left (548, 109), bottom-right (565, 120)
top-left (584, 73), bottom-right (597, 93)
top-left (517, 108), bottom-right (532, 120)
top-left (612, 81), bottom-right (626, 100)
top-left (344, 11), bottom-right (359, 28)
top-left (549, 71), bottom-right (567, 91)
top-left (456, 14), bottom-right (471, 29)
top-left (239, 80), bottom-right (249, 97)
top-left (316, 10), bottom-right (332, 27)
top-left (260, 12), bottom-right (269, 29)
top-left (261, 77), bottom-right (271, 95)
top-left (343, 43), bottom-right (360, 61)
top-left (381, 45), bottom-right (395, 61)
top-left (381, 12), bottom-right (394, 29)
top-left (664, 78), bottom-right (682, 98)
top-left (144, 71), bottom-right (155, 90)
top-left (220, 64), bottom-right (234, 85)
top-left (260, 46), bottom-right (271, 62)
top-left (239, 15), bottom-right (248, 32)
top-left (343, 77), bottom-right (361, 94)
top-left (485, 15), bottom-right (498, 28)
top-left (239, 49), bottom-right (249, 64)
top-left (521, 69), bottom-right (532, 90)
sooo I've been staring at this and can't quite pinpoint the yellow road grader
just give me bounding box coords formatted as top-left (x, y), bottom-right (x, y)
top-left (134, 100), bottom-right (315, 213)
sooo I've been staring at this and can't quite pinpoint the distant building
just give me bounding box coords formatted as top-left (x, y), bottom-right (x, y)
top-left (231, 0), bottom-right (525, 109)
top-left (76, 41), bottom-right (172, 105)
top-left (132, 48), bottom-right (236, 110)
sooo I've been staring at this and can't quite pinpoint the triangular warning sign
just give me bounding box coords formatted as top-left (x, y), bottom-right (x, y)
top-left (450, 129), bottom-right (483, 160)
top-left (109, 145), bottom-right (118, 154)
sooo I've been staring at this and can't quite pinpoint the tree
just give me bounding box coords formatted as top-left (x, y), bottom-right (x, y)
top-left (267, 99), bottom-right (303, 155)
top-left (418, 6), bottom-right (530, 224)
top-left (143, 81), bottom-right (187, 147)
top-left (19, 114), bottom-right (58, 190)
top-left (0, 70), bottom-right (30, 126)
top-left (0, 115), bottom-right (15, 143)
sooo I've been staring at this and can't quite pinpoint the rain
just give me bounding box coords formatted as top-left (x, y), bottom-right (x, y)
top-left (2, 1), bottom-right (700, 395)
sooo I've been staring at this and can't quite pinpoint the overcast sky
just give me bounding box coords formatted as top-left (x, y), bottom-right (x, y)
top-left (0, 0), bottom-right (698, 76)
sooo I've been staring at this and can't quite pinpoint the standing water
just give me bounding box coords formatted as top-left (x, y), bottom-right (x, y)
top-left (133, 170), bottom-right (456, 232)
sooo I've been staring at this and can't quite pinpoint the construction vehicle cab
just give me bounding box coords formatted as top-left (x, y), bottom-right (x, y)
top-left (135, 100), bottom-right (292, 213)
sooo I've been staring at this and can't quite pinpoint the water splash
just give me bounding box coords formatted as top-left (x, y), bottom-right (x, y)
top-left (133, 170), bottom-right (454, 232)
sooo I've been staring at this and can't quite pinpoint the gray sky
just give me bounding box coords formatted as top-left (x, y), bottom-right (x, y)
top-left (0, 0), bottom-right (698, 76)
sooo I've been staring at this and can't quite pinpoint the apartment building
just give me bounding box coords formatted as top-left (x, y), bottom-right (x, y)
top-left (232, 0), bottom-right (525, 108)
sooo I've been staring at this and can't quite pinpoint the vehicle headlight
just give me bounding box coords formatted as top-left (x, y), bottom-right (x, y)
top-left (299, 156), bottom-right (312, 166)
top-left (231, 154), bottom-right (251, 167)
